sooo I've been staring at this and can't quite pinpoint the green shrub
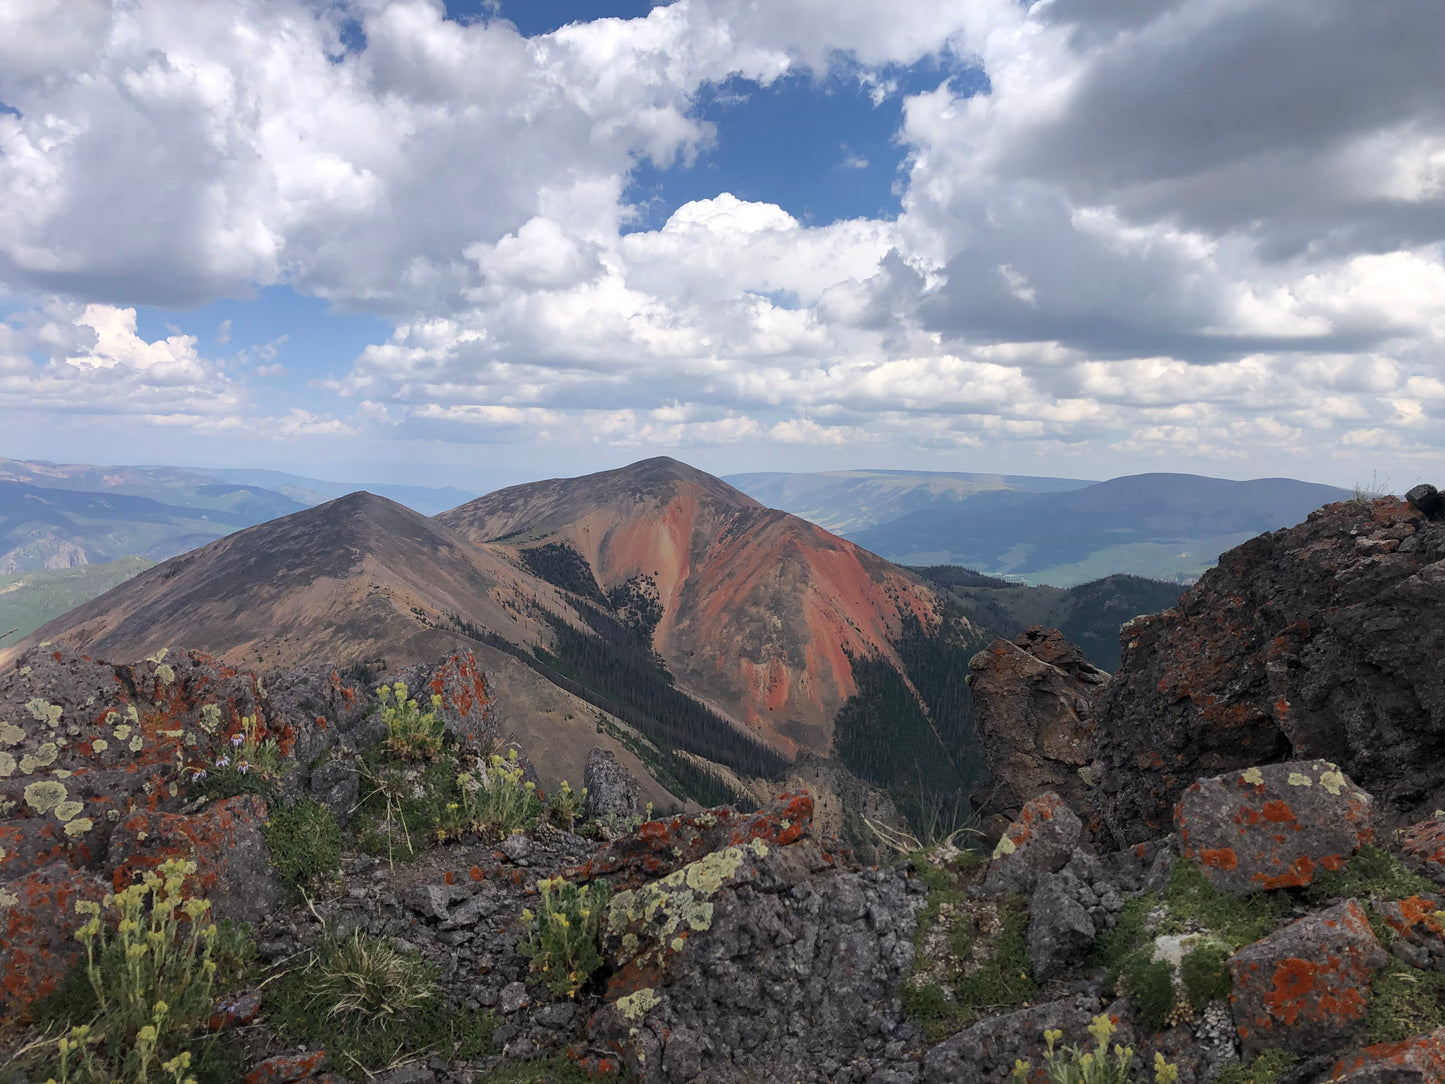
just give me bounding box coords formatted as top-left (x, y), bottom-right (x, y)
top-left (263, 798), bottom-right (342, 898)
top-left (43, 859), bottom-right (221, 1083)
top-left (954, 896), bottom-right (1034, 1017)
top-left (518, 876), bottom-right (613, 998)
top-left (264, 929), bottom-right (497, 1072)
top-left (1179, 941), bottom-right (1231, 1009)
top-left (377, 682), bottom-right (446, 761)
top-left (1010, 1015), bottom-right (1178, 1084)
top-left (1120, 951), bottom-right (1176, 1030)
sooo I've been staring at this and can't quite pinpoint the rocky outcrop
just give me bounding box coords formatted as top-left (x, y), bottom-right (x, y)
top-left (1094, 496), bottom-right (1445, 845)
top-left (981, 791), bottom-right (1083, 897)
top-left (582, 746), bottom-right (642, 825)
top-left (967, 627), bottom-right (1108, 837)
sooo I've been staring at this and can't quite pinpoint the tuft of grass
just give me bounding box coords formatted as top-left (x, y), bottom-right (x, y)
top-left (1216, 1050), bottom-right (1299, 1084)
top-left (263, 929), bottom-right (497, 1072)
top-left (263, 798), bottom-right (342, 899)
top-left (474, 1053), bottom-right (626, 1082)
top-left (1305, 844), bottom-right (1438, 905)
top-left (954, 896), bottom-right (1034, 1018)
top-left (1360, 958), bottom-right (1445, 1046)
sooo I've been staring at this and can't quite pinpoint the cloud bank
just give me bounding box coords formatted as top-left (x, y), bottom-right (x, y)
top-left (1, 0), bottom-right (1442, 482)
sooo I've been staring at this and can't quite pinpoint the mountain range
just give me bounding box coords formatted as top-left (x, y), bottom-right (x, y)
top-left (3, 458), bottom-right (997, 828)
top-left (729, 469), bottom-right (1351, 585)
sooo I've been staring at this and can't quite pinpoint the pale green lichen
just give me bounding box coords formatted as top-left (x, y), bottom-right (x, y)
top-left (616, 987), bottom-right (662, 1023)
top-left (154, 663), bottom-right (175, 686)
top-left (0, 751), bottom-right (15, 777)
top-left (26, 698), bottom-right (62, 728)
top-left (1241, 767), bottom-right (1264, 785)
top-left (198, 704), bottom-right (222, 733)
top-left (64, 817), bottom-right (94, 838)
top-left (129, 734), bottom-right (144, 753)
top-left (24, 779), bottom-right (68, 814)
top-left (607, 841), bottom-right (765, 968)
top-left (19, 742), bottom-right (58, 774)
top-left (102, 710), bottom-right (119, 728)
top-left (0, 888), bottom-right (18, 909)
top-left (146, 648), bottom-right (169, 664)
top-left (54, 799), bottom-right (84, 822)
top-left (113, 724), bottom-right (132, 740)
top-left (1320, 767), bottom-right (1348, 796)
top-left (1288, 772), bottom-right (1314, 787)
top-left (92, 738), bottom-right (108, 754)
top-left (993, 834), bottom-right (1017, 858)
top-left (18, 665), bottom-right (30, 676)
top-left (0, 722), bottom-right (23, 746)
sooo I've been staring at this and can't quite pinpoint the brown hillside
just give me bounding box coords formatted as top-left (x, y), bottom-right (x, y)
top-left (437, 457), bottom-right (951, 757)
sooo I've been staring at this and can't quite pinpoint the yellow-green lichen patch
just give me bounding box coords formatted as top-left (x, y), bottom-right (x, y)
top-left (616, 987), bottom-right (662, 1023)
top-left (0, 888), bottom-right (18, 909)
top-left (129, 734), bottom-right (144, 753)
top-left (146, 648), bottom-right (169, 664)
top-left (0, 751), bottom-right (14, 777)
top-left (92, 738), bottom-right (108, 753)
top-left (1320, 767), bottom-right (1348, 796)
top-left (26, 699), bottom-right (62, 728)
top-left (1241, 767), bottom-right (1265, 785)
top-left (19, 742), bottom-right (58, 774)
top-left (18, 665), bottom-right (30, 676)
top-left (198, 704), bottom-right (222, 733)
top-left (993, 834), bottom-right (1017, 858)
top-left (64, 817), bottom-right (95, 838)
top-left (112, 724), bottom-right (131, 740)
top-left (154, 663), bottom-right (175, 686)
top-left (54, 800), bottom-right (84, 822)
top-left (1288, 772), bottom-right (1314, 787)
top-left (24, 779), bottom-right (68, 815)
top-left (0, 722), bottom-right (23, 746)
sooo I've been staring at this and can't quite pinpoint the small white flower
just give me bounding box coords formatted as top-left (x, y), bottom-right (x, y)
top-left (215, 755), bottom-right (230, 768)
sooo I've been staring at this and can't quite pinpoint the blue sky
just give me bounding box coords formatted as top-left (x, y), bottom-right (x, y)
top-left (1, 0), bottom-right (1442, 492)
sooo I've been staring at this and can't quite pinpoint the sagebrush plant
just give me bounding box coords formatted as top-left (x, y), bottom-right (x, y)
top-left (46, 859), bottom-right (218, 1084)
top-left (546, 779), bottom-right (587, 831)
top-left (1009, 1015), bottom-right (1178, 1084)
top-left (377, 681), bottom-right (446, 760)
top-left (518, 876), bottom-right (613, 998)
top-left (437, 749), bottom-right (543, 840)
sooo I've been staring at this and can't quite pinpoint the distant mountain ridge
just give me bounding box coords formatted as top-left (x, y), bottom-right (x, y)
top-left (725, 467), bottom-right (1095, 535)
top-left (843, 472), bottom-right (1351, 585)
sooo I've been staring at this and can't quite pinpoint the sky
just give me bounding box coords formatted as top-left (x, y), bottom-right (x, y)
top-left (1, 0), bottom-right (1443, 494)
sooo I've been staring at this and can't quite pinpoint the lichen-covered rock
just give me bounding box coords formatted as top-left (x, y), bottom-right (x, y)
top-left (562, 792), bottom-right (835, 888)
top-left (105, 793), bottom-right (283, 925)
top-left (1228, 899), bottom-right (1388, 1056)
top-left (584, 835), bottom-right (925, 1083)
top-left (1175, 760), bottom-right (1374, 894)
top-left (921, 995), bottom-right (1120, 1083)
top-left (982, 792), bottom-right (1083, 897)
top-left (582, 746), bottom-right (641, 825)
top-left (967, 628), bottom-right (1108, 838)
top-left (1401, 816), bottom-right (1445, 887)
top-left (393, 648), bottom-right (497, 746)
top-left (1373, 894), bottom-right (1445, 971)
top-left (1330, 1026), bottom-right (1445, 1082)
top-left (0, 861), bottom-right (108, 1013)
top-left (1094, 496), bottom-right (1445, 846)
top-left (244, 1050), bottom-right (328, 1084)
